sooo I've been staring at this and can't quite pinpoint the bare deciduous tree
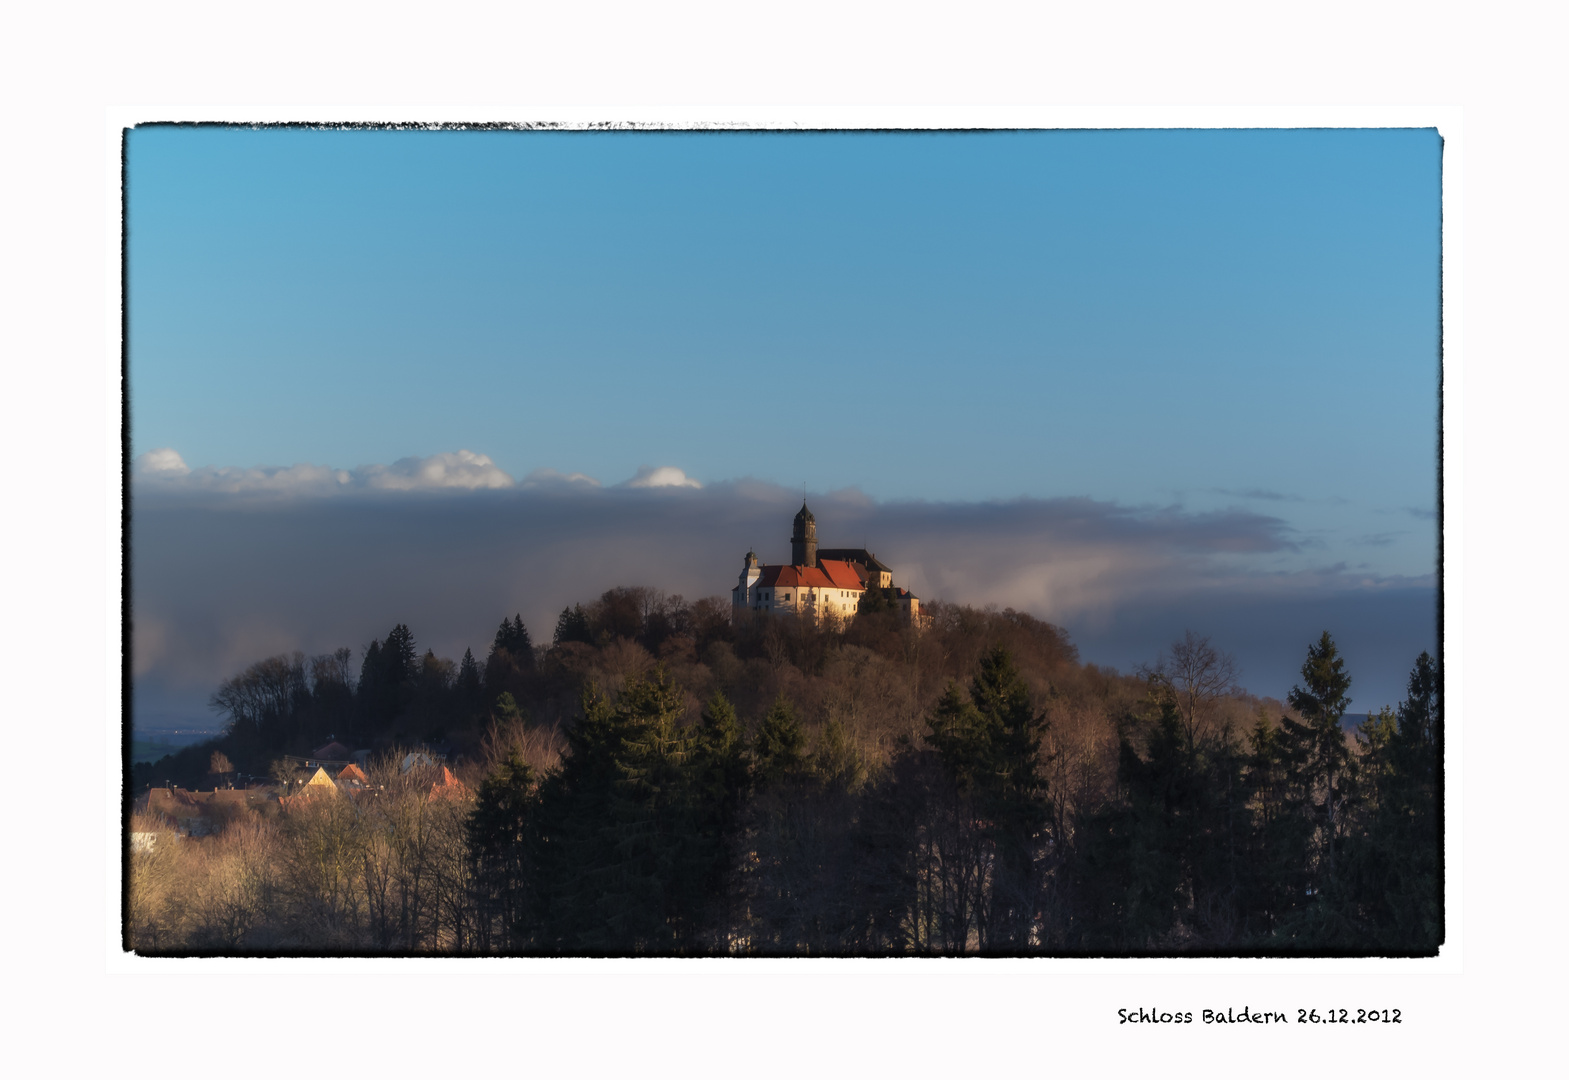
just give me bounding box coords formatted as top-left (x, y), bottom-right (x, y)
top-left (1142, 630), bottom-right (1241, 748)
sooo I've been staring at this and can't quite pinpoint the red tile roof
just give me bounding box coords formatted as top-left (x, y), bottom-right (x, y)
top-left (755, 561), bottom-right (866, 591)
top-left (337, 763), bottom-right (369, 784)
top-left (817, 548), bottom-right (891, 574)
top-left (819, 559), bottom-right (865, 590)
top-left (429, 766), bottom-right (470, 801)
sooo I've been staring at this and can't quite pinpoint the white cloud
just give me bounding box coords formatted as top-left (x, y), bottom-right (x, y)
top-left (134, 447), bottom-right (190, 475)
top-left (354, 450), bottom-right (514, 490)
top-left (132, 449), bottom-right (513, 494)
top-left (135, 451), bottom-right (709, 495)
top-left (149, 461), bottom-right (354, 494)
top-left (624, 465), bottom-right (702, 489)
top-left (520, 467), bottom-right (602, 488)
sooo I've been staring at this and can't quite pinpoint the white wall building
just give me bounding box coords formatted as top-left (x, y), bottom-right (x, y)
top-left (732, 503), bottom-right (920, 624)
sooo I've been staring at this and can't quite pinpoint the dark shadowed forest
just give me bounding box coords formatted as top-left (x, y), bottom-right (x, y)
top-left (127, 587), bottom-right (1441, 956)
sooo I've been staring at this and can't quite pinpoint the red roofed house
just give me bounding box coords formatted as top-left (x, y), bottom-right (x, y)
top-left (427, 766), bottom-right (471, 802)
top-left (733, 504), bottom-right (921, 625)
top-left (277, 766), bottom-right (341, 812)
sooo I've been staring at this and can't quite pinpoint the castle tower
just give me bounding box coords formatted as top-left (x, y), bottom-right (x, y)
top-left (791, 502), bottom-right (817, 567)
top-left (736, 549), bottom-right (761, 605)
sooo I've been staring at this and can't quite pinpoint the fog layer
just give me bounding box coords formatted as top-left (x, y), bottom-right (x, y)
top-left (131, 475), bottom-right (1437, 726)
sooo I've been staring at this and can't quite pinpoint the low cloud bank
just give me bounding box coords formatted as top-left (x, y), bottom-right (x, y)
top-left (133, 449), bottom-right (706, 494)
top-left (624, 465), bottom-right (703, 489)
top-left (130, 469), bottom-right (1437, 728)
top-left (134, 448), bottom-right (514, 493)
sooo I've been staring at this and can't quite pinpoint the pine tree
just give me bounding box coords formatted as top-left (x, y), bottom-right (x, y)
top-left (527, 671), bottom-right (708, 954)
top-left (686, 692), bottom-right (750, 947)
top-left (484, 615), bottom-right (535, 711)
top-left (811, 719), bottom-right (865, 793)
top-left (1387, 651), bottom-right (1441, 949)
top-left (753, 695), bottom-right (808, 788)
top-left (457, 647), bottom-right (482, 704)
top-left (510, 615), bottom-right (535, 670)
top-left (354, 638), bottom-right (387, 738)
top-left (924, 647), bottom-right (1049, 951)
top-left (842, 742), bottom-right (928, 954)
top-left (1342, 652), bottom-right (1441, 953)
top-left (553, 604), bottom-right (593, 647)
top-left (467, 749), bottom-right (538, 952)
top-left (489, 615), bottom-right (535, 671)
top-left (746, 693), bottom-right (880, 954)
top-left (353, 624), bottom-right (419, 739)
top-left (358, 638), bottom-right (383, 697)
top-left (382, 624), bottom-right (418, 686)
top-left (1240, 710), bottom-right (1312, 939)
top-left (1108, 700), bottom-right (1191, 949)
top-left (1282, 632), bottom-right (1353, 890)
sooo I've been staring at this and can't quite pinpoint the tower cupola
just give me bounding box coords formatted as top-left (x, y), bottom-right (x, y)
top-left (791, 502), bottom-right (817, 567)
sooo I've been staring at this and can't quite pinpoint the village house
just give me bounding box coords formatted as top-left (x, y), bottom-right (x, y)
top-left (144, 786), bottom-right (275, 835)
top-left (141, 753), bottom-right (473, 831)
top-left (277, 766), bottom-right (341, 812)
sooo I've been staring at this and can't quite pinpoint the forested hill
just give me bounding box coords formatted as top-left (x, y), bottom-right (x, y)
top-left (137, 588), bottom-right (1106, 787)
top-left (129, 586), bottom-right (1441, 955)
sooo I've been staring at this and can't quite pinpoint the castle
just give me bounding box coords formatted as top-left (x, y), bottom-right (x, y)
top-left (731, 503), bottom-right (921, 624)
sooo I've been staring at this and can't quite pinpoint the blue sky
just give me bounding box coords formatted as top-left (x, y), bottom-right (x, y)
top-left (127, 126), bottom-right (1440, 713)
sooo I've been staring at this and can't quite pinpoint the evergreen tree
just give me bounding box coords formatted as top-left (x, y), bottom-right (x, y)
top-left (353, 637), bottom-right (388, 738)
top-left (467, 749), bottom-right (538, 952)
top-left (745, 694), bottom-right (879, 954)
top-left (841, 741), bottom-right (929, 953)
top-left (492, 691), bottom-right (525, 725)
top-left (857, 586), bottom-right (899, 614)
top-left (382, 624), bottom-right (418, 686)
top-left (484, 615), bottom-right (535, 711)
top-left (512, 615), bottom-right (534, 668)
top-left (678, 692), bottom-right (750, 947)
top-left (358, 638), bottom-right (384, 697)
top-left (527, 671), bottom-right (713, 954)
top-left (1070, 701), bottom-right (1189, 950)
top-left (417, 649), bottom-right (443, 687)
top-left (1341, 652), bottom-right (1442, 953)
top-left (553, 604), bottom-right (593, 647)
top-left (456, 647), bottom-right (482, 708)
top-left (753, 695), bottom-right (808, 788)
top-left (925, 647), bottom-right (1049, 951)
top-left (490, 615), bottom-right (535, 672)
top-left (1239, 711), bottom-right (1313, 940)
top-left (811, 719), bottom-right (865, 793)
top-left (1281, 631), bottom-right (1353, 891)
top-left (1387, 651), bottom-right (1441, 949)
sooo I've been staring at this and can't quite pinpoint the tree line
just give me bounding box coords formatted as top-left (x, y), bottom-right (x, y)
top-left (129, 591), bottom-right (1440, 955)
